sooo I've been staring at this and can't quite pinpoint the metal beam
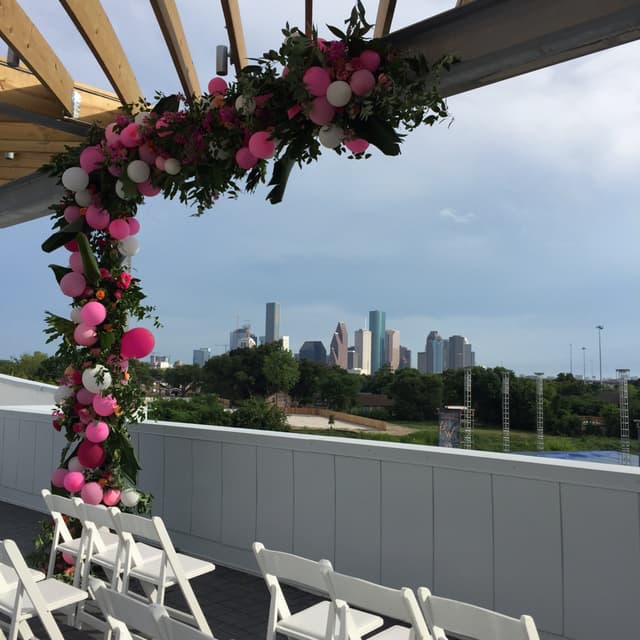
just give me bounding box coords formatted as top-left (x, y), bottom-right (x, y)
top-left (150, 0), bottom-right (201, 97)
top-left (0, 0), bottom-right (76, 115)
top-left (59, 0), bottom-right (143, 105)
top-left (387, 0), bottom-right (640, 97)
top-left (0, 171), bottom-right (61, 228)
top-left (220, 0), bottom-right (248, 71)
top-left (374, 0), bottom-right (397, 38)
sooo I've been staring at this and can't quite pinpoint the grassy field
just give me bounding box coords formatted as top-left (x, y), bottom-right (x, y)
top-left (292, 420), bottom-right (639, 454)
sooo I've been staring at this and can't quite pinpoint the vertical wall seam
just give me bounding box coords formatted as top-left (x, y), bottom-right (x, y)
top-left (290, 449), bottom-right (295, 552)
top-left (558, 482), bottom-right (565, 638)
top-left (432, 465), bottom-right (436, 591)
top-left (333, 454), bottom-right (337, 566)
top-left (254, 445), bottom-right (258, 544)
top-left (379, 459), bottom-right (383, 584)
top-left (490, 473), bottom-right (495, 609)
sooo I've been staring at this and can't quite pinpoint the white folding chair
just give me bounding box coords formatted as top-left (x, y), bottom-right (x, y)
top-left (0, 561), bottom-right (45, 588)
top-left (108, 510), bottom-right (214, 635)
top-left (94, 585), bottom-right (167, 640)
top-left (159, 616), bottom-right (215, 640)
top-left (322, 568), bottom-right (445, 640)
top-left (253, 542), bottom-right (384, 640)
top-left (416, 587), bottom-right (540, 640)
top-left (0, 539), bottom-right (88, 640)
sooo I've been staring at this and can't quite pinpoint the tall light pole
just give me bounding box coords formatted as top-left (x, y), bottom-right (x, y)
top-left (569, 343), bottom-right (573, 375)
top-left (581, 346), bottom-right (586, 383)
top-left (596, 325), bottom-right (604, 384)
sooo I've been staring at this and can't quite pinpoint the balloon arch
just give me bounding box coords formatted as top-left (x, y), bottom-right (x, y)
top-left (40, 4), bottom-right (454, 526)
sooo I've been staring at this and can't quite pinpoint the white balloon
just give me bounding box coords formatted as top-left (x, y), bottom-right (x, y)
top-left (62, 167), bottom-right (89, 192)
top-left (134, 111), bottom-right (151, 126)
top-left (118, 236), bottom-right (140, 257)
top-left (54, 385), bottom-right (73, 403)
top-left (120, 488), bottom-right (140, 508)
top-left (74, 189), bottom-right (92, 207)
top-left (82, 365), bottom-right (112, 394)
top-left (235, 95), bottom-right (255, 115)
top-left (319, 125), bottom-right (344, 149)
top-left (127, 160), bottom-right (151, 184)
top-left (70, 307), bottom-right (83, 323)
top-left (164, 158), bottom-right (181, 175)
top-left (68, 456), bottom-right (84, 472)
top-left (326, 81), bottom-right (352, 107)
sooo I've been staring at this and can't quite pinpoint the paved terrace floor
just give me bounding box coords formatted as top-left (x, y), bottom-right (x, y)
top-left (0, 500), bottom-right (319, 639)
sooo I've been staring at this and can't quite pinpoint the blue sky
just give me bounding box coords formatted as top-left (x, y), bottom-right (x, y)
top-left (2, 1), bottom-right (640, 378)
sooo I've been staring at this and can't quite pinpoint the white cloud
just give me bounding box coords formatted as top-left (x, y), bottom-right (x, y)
top-left (439, 208), bottom-right (475, 224)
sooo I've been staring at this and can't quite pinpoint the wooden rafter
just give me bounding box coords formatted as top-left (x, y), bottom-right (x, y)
top-left (0, 0), bottom-right (76, 115)
top-left (374, 0), bottom-right (397, 38)
top-left (150, 0), bottom-right (201, 98)
top-left (305, 0), bottom-right (313, 37)
top-left (220, 0), bottom-right (248, 72)
top-left (59, 0), bottom-right (142, 106)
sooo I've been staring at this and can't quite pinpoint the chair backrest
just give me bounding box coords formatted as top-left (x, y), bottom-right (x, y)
top-left (94, 585), bottom-right (167, 639)
top-left (253, 541), bottom-right (332, 594)
top-left (417, 588), bottom-right (540, 640)
top-left (160, 616), bottom-right (215, 640)
top-left (0, 539), bottom-right (67, 640)
top-left (41, 488), bottom-right (81, 543)
top-left (323, 569), bottom-right (431, 640)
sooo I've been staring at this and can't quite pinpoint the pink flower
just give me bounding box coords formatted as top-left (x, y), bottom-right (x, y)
top-left (326, 41), bottom-right (346, 64)
top-left (72, 422), bottom-right (84, 434)
top-left (78, 408), bottom-right (92, 424)
top-left (117, 272), bottom-right (133, 289)
top-left (114, 290), bottom-right (122, 300)
top-left (71, 371), bottom-right (82, 385)
top-left (52, 419), bottom-right (62, 432)
top-left (287, 105), bottom-right (303, 119)
top-left (99, 268), bottom-right (112, 279)
top-left (219, 106), bottom-right (237, 125)
top-left (349, 57), bottom-right (364, 72)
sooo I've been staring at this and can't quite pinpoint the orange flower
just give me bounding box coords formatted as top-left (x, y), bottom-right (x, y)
top-left (114, 405), bottom-right (123, 416)
top-left (95, 289), bottom-right (106, 300)
top-left (98, 478), bottom-right (107, 487)
top-left (103, 324), bottom-right (113, 332)
top-left (79, 208), bottom-right (87, 216)
top-left (212, 94), bottom-right (225, 108)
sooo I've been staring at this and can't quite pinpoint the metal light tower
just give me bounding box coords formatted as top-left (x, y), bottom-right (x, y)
top-left (534, 372), bottom-right (544, 451)
top-left (463, 367), bottom-right (473, 449)
top-left (502, 371), bottom-right (510, 452)
top-left (596, 325), bottom-right (604, 384)
top-left (617, 368), bottom-right (630, 465)
top-left (581, 347), bottom-right (586, 383)
top-left (569, 343), bottom-right (573, 375)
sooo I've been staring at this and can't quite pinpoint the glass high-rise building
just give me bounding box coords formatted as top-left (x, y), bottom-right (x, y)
top-left (265, 302), bottom-right (280, 343)
top-left (354, 329), bottom-right (372, 375)
top-left (426, 331), bottom-right (444, 373)
top-left (192, 347), bottom-right (211, 367)
top-left (369, 310), bottom-right (386, 374)
top-left (329, 322), bottom-right (348, 368)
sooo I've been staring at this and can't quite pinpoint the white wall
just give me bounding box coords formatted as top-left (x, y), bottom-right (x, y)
top-left (1, 407), bottom-right (639, 640)
top-left (0, 374), bottom-right (55, 406)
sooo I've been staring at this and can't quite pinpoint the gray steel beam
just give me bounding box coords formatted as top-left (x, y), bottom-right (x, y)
top-left (0, 172), bottom-right (61, 228)
top-left (387, 0), bottom-right (640, 97)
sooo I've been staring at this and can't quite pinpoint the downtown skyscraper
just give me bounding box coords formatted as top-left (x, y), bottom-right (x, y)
top-left (265, 302), bottom-right (280, 343)
top-left (369, 310), bottom-right (386, 374)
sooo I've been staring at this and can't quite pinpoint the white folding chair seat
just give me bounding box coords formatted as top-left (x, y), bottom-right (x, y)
top-left (253, 542), bottom-right (383, 640)
top-left (160, 616), bottom-right (215, 640)
top-left (416, 587), bottom-right (540, 640)
top-left (0, 539), bottom-right (88, 640)
top-left (322, 568), bottom-right (445, 640)
top-left (0, 562), bottom-right (44, 587)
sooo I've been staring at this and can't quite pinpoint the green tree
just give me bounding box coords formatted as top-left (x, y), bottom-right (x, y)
top-left (165, 364), bottom-right (203, 395)
top-left (319, 367), bottom-right (361, 410)
top-left (388, 369), bottom-right (443, 421)
top-left (0, 351), bottom-right (51, 381)
top-left (290, 360), bottom-right (326, 405)
top-left (148, 394), bottom-right (229, 425)
top-left (230, 397), bottom-right (288, 430)
top-left (263, 347), bottom-right (300, 396)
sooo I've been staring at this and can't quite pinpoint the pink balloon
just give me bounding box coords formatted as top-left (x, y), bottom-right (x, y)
top-left (85, 420), bottom-right (110, 443)
top-left (208, 77), bottom-right (228, 94)
top-left (80, 145), bottom-right (104, 173)
top-left (92, 394), bottom-right (116, 417)
top-left (62, 552), bottom-right (75, 565)
top-left (81, 482), bottom-right (104, 505)
top-left (109, 218), bottom-right (130, 240)
top-left (86, 205), bottom-right (110, 230)
top-left (102, 488), bottom-right (121, 506)
top-left (60, 272), bottom-right (87, 297)
top-left (137, 180), bottom-right (161, 197)
top-left (105, 122), bottom-right (120, 146)
top-left (64, 205), bottom-right (81, 223)
top-left (69, 252), bottom-right (84, 273)
top-left (74, 323), bottom-right (98, 347)
top-left (120, 122), bottom-right (141, 148)
top-left (108, 163), bottom-right (122, 177)
top-left (309, 97), bottom-right (335, 126)
top-left (77, 441), bottom-right (106, 468)
top-left (81, 301), bottom-right (107, 326)
top-left (235, 147), bottom-right (258, 170)
top-left (350, 69), bottom-right (376, 96)
top-left (359, 50), bottom-right (381, 72)
top-left (303, 66), bottom-right (331, 96)
top-left (154, 156), bottom-right (166, 171)
top-left (64, 470), bottom-right (85, 493)
top-left (51, 468), bottom-right (68, 488)
top-left (121, 327), bottom-right (155, 359)
top-left (345, 138), bottom-right (370, 154)
top-left (76, 387), bottom-right (95, 406)
top-left (138, 143), bottom-right (157, 165)
top-left (248, 131), bottom-right (276, 160)
top-left (127, 218), bottom-right (140, 235)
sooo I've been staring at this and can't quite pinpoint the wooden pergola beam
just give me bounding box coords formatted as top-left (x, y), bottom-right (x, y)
top-left (374, 0), bottom-right (397, 38)
top-left (150, 0), bottom-right (201, 97)
top-left (0, 0), bottom-right (75, 116)
top-left (0, 171), bottom-right (61, 227)
top-left (387, 0), bottom-right (640, 97)
top-left (59, 0), bottom-right (143, 106)
top-left (220, 0), bottom-right (248, 71)
top-left (305, 0), bottom-right (313, 37)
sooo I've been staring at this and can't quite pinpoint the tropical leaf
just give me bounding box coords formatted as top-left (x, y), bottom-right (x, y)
top-left (266, 156), bottom-right (295, 204)
top-left (75, 233), bottom-right (101, 285)
top-left (352, 116), bottom-right (402, 156)
top-left (41, 217), bottom-right (86, 253)
top-left (152, 94), bottom-right (180, 115)
top-left (48, 264), bottom-right (72, 285)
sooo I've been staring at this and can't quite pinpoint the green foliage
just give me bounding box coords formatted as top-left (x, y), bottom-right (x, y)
top-left (263, 347), bottom-right (300, 394)
top-left (230, 397), bottom-right (288, 431)
top-left (148, 394), bottom-right (230, 426)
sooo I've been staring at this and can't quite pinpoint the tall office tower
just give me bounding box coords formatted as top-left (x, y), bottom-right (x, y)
top-left (192, 347), bottom-right (211, 367)
top-left (354, 329), bottom-right (372, 375)
top-left (281, 336), bottom-right (290, 351)
top-left (347, 347), bottom-right (357, 370)
top-left (229, 324), bottom-right (257, 350)
top-left (298, 341), bottom-right (327, 363)
top-left (329, 322), bottom-right (348, 368)
top-left (463, 342), bottom-right (475, 367)
top-left (448, 335), bottom-right (472, 370)
top-left (426, 331), bottom-right (445, 373)
top-left (369, 310), bottom-right (386, 373)
top-left (150, 354), bottom-right (171, 369)
top-left (399, 346), bottom-right (411, 369)
top-left (443, 339), bottom-right (449, 371)
top-left (265, 302), bottom-right (280, 343)
top-left (417, 351), bottom-right (427, 374)
top-left (385, 329), bottom-right (400, 371)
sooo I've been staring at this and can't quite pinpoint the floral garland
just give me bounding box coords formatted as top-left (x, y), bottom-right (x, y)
top-left (40, 3), bottom-right (455, 527)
